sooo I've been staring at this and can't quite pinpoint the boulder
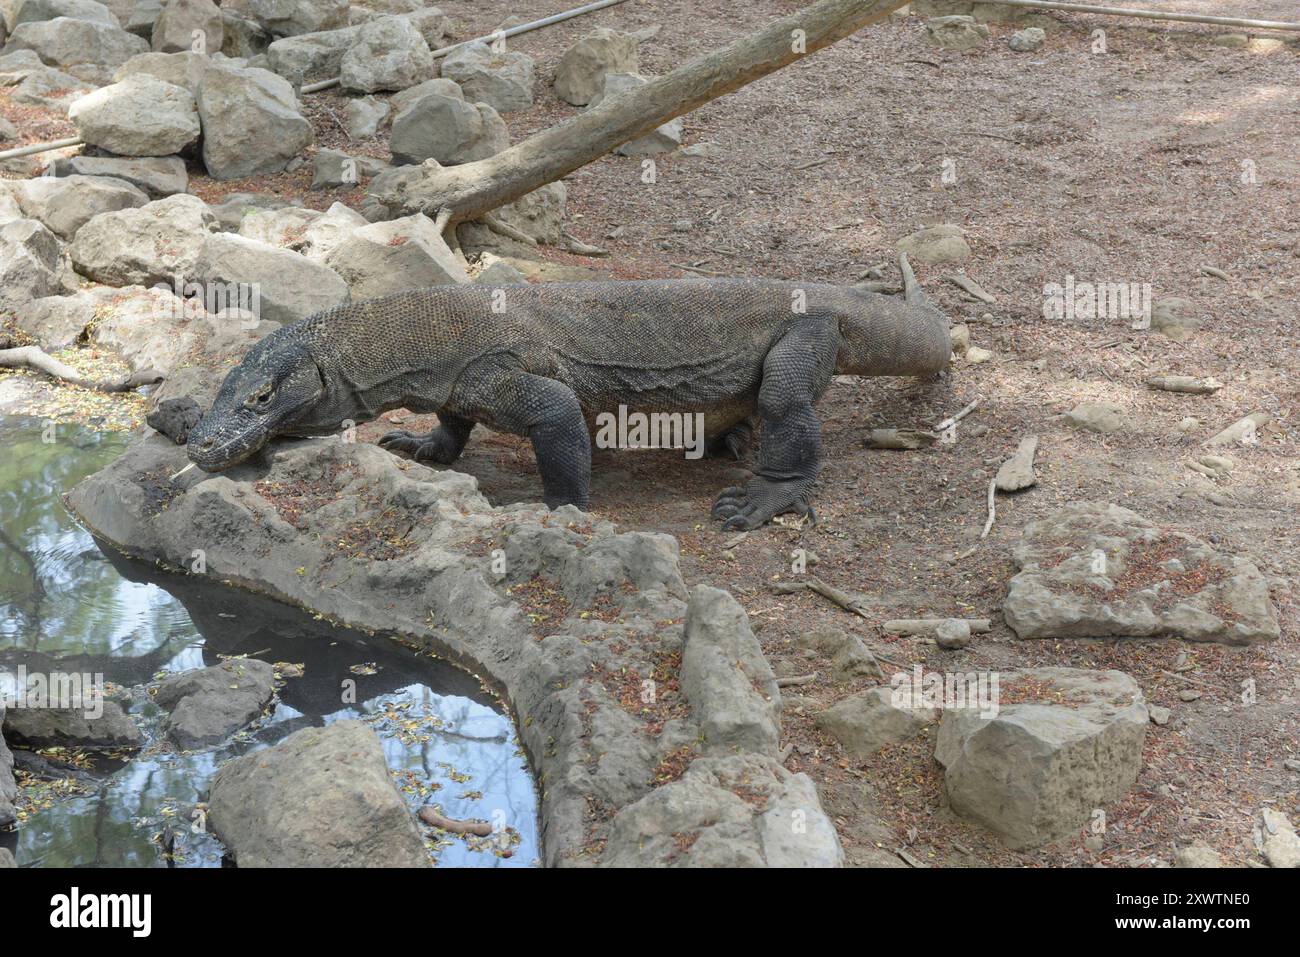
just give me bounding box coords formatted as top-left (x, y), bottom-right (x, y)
top-left (897, 224), bottom-right (970, 264)
top-left (339, 15), bottom-right (432, 93)
top-left (589, 72), bottom-right (682, 155)
top-left (815, 686), bottom-right (936, 758)
top-left (1174, 844), bottom-right (1222, 867)
top-left (151, 0), bottom-right (222, 54)
top-left (147, 395), bottom-right (202, 443)
top-left (1009, 26), bottom-right (1045, 51)
top-left (2, 696), bottom-right (142, 749)
top-left (263, 23), bottom-right (352, 84)
top-left (12, 292), bottom-right (93, 347)
top-left (12, 0), bottom-right (116, 27)
top-left (207, 719), bottom-right (431, 867)
top-left (995, 434), bottom-right (1038, 491)
top-left (12, 174), bottom-right (148, 239)
top-left (936, 667), bottom-right (1147, 848)
top-left (197, 61), bottom-right (312, 179)
top-left (439, 40), bottom-right (535, 114)
top-left (124, 0), bottom-right (160, 38)
top-left (474, 252), bottom-right (526, 286)
top-left (5, 16), bottom-right (148, 74)
top-left (191, 231), bottom-right (348, 324)
top-left (0, 48), bottom-right (47, 84)
top-left (69, 192), bottom-right (217, 287)
top-left (68, 72), bottom-right (199, 155)
top-left (0, 700), bottom-right (17, 828)
top-left (389, 88), bottom-right (508, 166)
top-left (1064, 400), bottom-right (1127, 434)
top-left (1003, 502), bottom-right (1279, 644)
top-left (680, 586), bottom-right (780, 756)
top-left (9, 64), bottom-right (93, 109)
top-left (155, 658), bottom-right (276, 749)
top-left (240, 0), bottom-right (348, 38)
top-left (343, 94), bottom-right (388, 139)
top-left (298, 200), bottom-right (366, 261)
top-left (553, 26), bottom-right (638, 106)
top-left (324, 213), bottom-right (467, 299)
top-left (50, 154), bottom-right (187, 198)
top-left (0, 218), bottom-right (66, 310)
top-left (236, 204), bottom-right (319, 247)
top-left (1261, 808), bottom-right (1300, 868)
top-left (924, 15), bottom-right (988, 49)
top-left (221, 8), bottom-right (269, 58)
top-left (114, 49), bottom-right (210, 93)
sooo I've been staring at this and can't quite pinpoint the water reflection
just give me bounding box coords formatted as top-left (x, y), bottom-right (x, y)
top-left (0, 417), bottom-right (539, 867)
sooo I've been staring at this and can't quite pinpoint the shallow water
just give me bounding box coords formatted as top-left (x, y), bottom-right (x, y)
top-left (0, 416), bottom-right (539, 867)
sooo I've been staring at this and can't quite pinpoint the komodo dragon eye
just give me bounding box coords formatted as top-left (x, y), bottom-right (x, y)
top-left (244, 385), bottom-right (274, 410)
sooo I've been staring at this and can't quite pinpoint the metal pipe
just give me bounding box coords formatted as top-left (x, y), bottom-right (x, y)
top-left (301, 0), bottom-right (633, 94)
top-left (0, 136), bottom-right (83, 162)
top-left (988, 0), bottom-right (1300, 32)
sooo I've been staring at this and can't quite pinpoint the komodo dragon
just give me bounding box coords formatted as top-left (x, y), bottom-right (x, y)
top-left (186, 256), bottom-right (950, 529)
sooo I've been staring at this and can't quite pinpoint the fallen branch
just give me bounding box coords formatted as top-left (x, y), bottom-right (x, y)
top-left (775, 673), bottom-right (817, 687)
top-left (0, 346), bottom-right (161, 392)
top-left (418, 807), bottom-right (493, 836)
top-left (480, 211), bottom-right (537, 246)
top-left (991, 0), bottom-right (1300, 32)
top-left (881, 618), bottom-right (992, 635)
top-left (934, 397), bottom-right (981, 435)
top-left (952, 478), bottom-right (997, 561)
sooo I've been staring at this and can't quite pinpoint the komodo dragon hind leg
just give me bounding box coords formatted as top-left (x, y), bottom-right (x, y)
top-left (378, 412), bottom-right (475, 464)
top-left (705, 418), bottom-right (755, 460)
top-left (711, 322), bottom-right (837, 530)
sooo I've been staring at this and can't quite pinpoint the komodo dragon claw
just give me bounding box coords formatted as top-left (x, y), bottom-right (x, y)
top-left (378, 429), bottom-right (462, 464)
top-left (712, 481), bottom-right (817, 530)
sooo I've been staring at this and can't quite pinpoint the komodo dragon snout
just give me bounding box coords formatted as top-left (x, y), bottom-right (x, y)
top-left (186, 262), bottom-right (949, 528)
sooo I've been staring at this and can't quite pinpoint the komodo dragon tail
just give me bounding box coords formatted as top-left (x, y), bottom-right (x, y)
top-left (836, 253), bottom-right (952, 377)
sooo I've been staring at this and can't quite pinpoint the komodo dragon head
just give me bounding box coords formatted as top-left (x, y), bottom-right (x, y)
top-left (186, 326), bottom-right (327, 472)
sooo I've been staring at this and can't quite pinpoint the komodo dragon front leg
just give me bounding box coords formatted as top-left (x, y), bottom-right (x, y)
top-left (435, 357), bottom-right (591, 510)
top-left (712, 319), bottom-right (838, 530)
top-left (378, 412), bottom-right (475, 464)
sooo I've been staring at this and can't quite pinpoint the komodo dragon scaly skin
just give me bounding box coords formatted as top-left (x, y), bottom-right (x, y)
top-left (187, 257), bottom-right (950, 529)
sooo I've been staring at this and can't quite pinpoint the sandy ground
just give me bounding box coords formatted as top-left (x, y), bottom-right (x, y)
top-left (3, 1), bottom-right (1298, 867)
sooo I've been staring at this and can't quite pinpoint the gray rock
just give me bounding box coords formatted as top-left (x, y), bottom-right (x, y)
top-left (1211, 32), bottom-right (1250, 49)
top-left (0, 847), bottom-right (14, 866)
top-left (125, 0), bottom-right (161, 38)
top-left (197, 61), bottom-right (312, 179)
top-left (343, 94), bottom-right (388, 139)
top-left (307, 148), bottom-right (383, 190)
top-left (603, 754), bottom-right (842, 867)
top-left (897, 224), bottom-right (970, 264)
top-left (297, 200), bottom-right (366, 261)
top-left (221, 8), bottom-right (269, 57)
top-left (1148, 704), bottom-right (1170, 725)
top-left (339, 15), bottom-right (432, 93)
top-left (12, 174), bottom-right (148, 239)
top-left (191, 231), bottom-right (348, 324)
top-left (1150, 297), bottom-right (1199, 341)
top-left (0, 700), bottom-right (17, 828)
top-left (12, 292), bottom-right (93, 347)
top-left (589, 72), bottom-right (682, 155)
top-left (474, 254), bottom-right (527, 286)
top-left (553, 26), bottom-right (638, 106)
top-left (3, 696), bottom-right (142, 749)
top-left (925, 15), bottom-right (989, 50)
top-left (208, 719), bottom-right (430, 867)
top-left (936, 667), bottom-right (1147, 848)
top-left (10, 64), bottom-right (93, 109)
top-left (70, 193), bottom-right (216, 287)
top-left (6, 16), bottom-right (148, 74)
top-left (796, 627), bottom-right (881, 682)
top-left (0, 218), bottom-right (66, 310)
top-left (1206, 412), bottom-right (1269, 448)
top-left (681, 586), bottom-right (780, 756)
top-left (440, 40), bottom-right (535, 114)
top-left (324, 212), bottom-right (467, 299)
top-left (155, 658), bottom-right (276, 748)
top-left (0, 48), bottom-right (47, 84)
top-left (241, 0), bottom-right (348, 38)
top-left (934, 618), bottom-right (972, 649)
top-left (113, 48), bottom-right (209, 93)
top-left (207, 189), bottom-right (296, 231)
top-left (51, 154), bottom-right (187, 198)
top-left (263, 23), bottom-right (352, 84)
top-left (389, 76), bottom-right (460, 114)
top-left (389, 89), bottom-right (508, 166)
top-left (1174, 844), bottom-right (1222, 867)
top-left (1003, 502), bottom-right (1279, 644)
top-left (147, 394), bottom-right (202, 443)
top-left (152, 0), bottom-right (221, 53)
top-left (1261, 808), bottom-right (1300, 868)
top-left (816, 686), bottom-right (936, 758)
top-left (1008, 26), bottom-right (1045, 51)
top-left (995, 434), bottom-right (1038, 491)
top-left (1064, 400), bottom-right (1127, 434)
top-left (13, 0), bottom-right (116, 27)
top-left (68, 72), bottom-right (199, 155)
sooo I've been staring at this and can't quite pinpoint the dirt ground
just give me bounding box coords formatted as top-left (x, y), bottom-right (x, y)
top-left (5, 1), bottom-right (1299, 867)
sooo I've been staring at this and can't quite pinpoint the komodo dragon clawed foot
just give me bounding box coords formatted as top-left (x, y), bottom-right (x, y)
top-left (712, 478), bottom-right (817, 530)
top-left (705, 420), bottom-right (755, 460)
top-left (377, 413), bottom-right (475, 465)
